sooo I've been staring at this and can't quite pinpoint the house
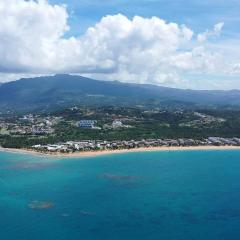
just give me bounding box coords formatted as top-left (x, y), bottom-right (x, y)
top-left (112, 120), bottom-right (123, 128)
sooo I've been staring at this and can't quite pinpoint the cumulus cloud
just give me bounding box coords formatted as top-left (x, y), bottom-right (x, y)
top-left (197, 22), bottom-right (224, 42)
top-left (0, 0), bottom-right (239, 87)
top-left (0, 0), bottom-right (69, 72)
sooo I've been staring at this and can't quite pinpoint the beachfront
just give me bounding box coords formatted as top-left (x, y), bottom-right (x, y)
top-left (1, 145), bottom-right (240, 159)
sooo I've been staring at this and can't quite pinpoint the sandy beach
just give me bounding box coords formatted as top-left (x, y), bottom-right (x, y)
top-left (1, 145), bottom-right (240, 158)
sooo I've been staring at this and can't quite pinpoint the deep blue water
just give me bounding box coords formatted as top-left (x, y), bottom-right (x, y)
top-left (1, 150), bottom-right (240, 240)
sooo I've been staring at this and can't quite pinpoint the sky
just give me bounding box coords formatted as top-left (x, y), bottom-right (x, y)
top-left (0, 0), bottom-right (240, 89)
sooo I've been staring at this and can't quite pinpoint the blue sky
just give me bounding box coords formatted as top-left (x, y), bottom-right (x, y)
top-left (47, 0), bottom-right (240, 89)
top-left (0, 0), bottom-right (239, 89)
top-left (49, 0), bottom-right (240, 38)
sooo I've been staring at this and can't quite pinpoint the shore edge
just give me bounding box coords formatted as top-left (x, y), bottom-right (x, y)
top-left (1, 146), bottom-right (240, 158)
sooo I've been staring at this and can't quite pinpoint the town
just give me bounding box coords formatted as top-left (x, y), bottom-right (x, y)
top-left (0, 114), bottom-right (60, 136)
top-left (32, 137), bottom-right (240, 154)
top-left (0, 106), bottom-right (240, 151)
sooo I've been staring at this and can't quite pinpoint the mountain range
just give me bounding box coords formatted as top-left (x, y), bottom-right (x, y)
top-left (0, 74), bottom-right (239, 112)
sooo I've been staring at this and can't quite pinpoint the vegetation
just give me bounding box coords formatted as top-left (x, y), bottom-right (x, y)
top-left (1, 74), bottom-right (240, 113)
top-left (1, 106), bottom-right (240, 149)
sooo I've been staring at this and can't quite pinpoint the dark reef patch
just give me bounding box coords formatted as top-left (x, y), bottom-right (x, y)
top-left (28, 200), bottom-right (54, 210)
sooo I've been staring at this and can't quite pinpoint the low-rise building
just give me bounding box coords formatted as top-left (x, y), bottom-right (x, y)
top-left (112, 120), bottom-right (123, 128)
top-left (77, 120), bottom-right (97, 129)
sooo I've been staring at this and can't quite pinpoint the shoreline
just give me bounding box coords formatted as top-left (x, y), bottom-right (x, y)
top-left (1, 145), bottom-right (240, 158)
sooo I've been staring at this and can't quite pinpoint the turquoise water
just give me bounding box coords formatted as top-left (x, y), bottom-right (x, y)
top-left (1, 150), bottom-right (240, 239)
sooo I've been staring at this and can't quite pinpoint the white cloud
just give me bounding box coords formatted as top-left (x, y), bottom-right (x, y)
top-left (0, 0), bottom-right (239, 88)
top-left (232, 63), bottom-right (240, 73)
top-left (197, 22), bottom-right (224, 42)
top-left (0, 0), bottom-right (69, 72)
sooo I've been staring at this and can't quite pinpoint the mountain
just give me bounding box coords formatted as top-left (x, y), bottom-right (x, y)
top-left (0, 74), bottom-right (240, 112)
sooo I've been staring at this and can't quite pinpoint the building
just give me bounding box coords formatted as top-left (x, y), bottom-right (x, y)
top-left (112, 120), bottom-right (123, 128)
top-left (78, 120), bottom-right (97, 129)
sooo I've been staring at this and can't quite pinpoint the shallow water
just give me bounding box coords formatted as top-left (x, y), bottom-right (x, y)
top-left (1, 150), bottom-right (240, 240)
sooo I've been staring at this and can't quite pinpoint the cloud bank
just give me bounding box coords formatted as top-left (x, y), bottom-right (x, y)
top-left (0, 0), bottom-right (239, 88)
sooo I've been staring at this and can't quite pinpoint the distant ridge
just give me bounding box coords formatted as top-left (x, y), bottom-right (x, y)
top-left (0, 74), bottom-right (240, 112)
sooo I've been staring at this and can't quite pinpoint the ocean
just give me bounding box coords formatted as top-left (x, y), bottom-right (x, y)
top-left (1, 150), bottom-right (240, 240)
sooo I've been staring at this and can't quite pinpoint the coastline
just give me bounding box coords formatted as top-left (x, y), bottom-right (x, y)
top-left (1, 145), bottom-right (240, 158)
